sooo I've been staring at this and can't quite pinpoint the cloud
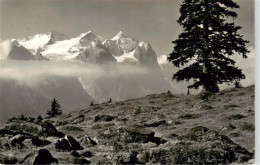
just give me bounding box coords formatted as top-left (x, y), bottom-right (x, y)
top-left (230, 46), bottom-right (255, 87)
top-left (0, 60), bottom-right (148, 87)
top-left (0, 39), bottom-right (11, 60)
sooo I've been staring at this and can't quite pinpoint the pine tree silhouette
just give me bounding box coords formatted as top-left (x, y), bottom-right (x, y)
top-left (168, 0), bottom-right (249, 93)
top-left (46, 98), bottom-right (62, 118)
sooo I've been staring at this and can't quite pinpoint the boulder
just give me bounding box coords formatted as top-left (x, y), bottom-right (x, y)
top-left (81, 135), bottom-right (97, 147)
top-left (118, 127), bottom-right (166, 145)
top-left (55, 135), bottom-right (84, 151)
top-left (82, 151), bottom-right (93, 158)
top-left (55, 138), bottom-right (72, 151)
top-left (67, 135), bottom-right (84, 150)
top-left (40, 122), bottom-right (64, 137)
top-left (118, 127), bottom-right (155, 143)
top-left (142, 126), bottom-right (253, 164)
top-left (71, 150), bottom-right (81, 157)
top-left (33, 149), bottom-right (58, 164)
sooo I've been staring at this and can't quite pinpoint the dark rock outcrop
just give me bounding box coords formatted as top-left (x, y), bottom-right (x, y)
top-left (118, 127), bottom-right (166, 145)
top-left (33, 149), bottom-right (58, 165)
top-left (55, 135), bottom-right (84, 151)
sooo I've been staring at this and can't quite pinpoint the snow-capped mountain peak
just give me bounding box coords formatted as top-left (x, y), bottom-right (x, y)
top-left (18, 31), bottom-right (69, 54)
top-left (79, 31), bottom-right (99, 45)
top-left (111, 31), bottom-right (128, 40)
top-left (78, 31), bottom-right (94, 38)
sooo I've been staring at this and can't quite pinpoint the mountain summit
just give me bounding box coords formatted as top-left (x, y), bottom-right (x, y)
top-left (111, 31), bottom-right (128, 40)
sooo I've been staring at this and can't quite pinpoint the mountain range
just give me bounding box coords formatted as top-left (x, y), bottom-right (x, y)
top-left (0, 31), bottom-right (174, 124)
top-left (7, 31), bottom-right (159, 68)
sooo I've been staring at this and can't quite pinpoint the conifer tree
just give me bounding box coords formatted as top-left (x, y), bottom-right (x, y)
top-left (46, 98), bottom-right (62, 118)
top-left (168, 0), bottom-right (249, 92)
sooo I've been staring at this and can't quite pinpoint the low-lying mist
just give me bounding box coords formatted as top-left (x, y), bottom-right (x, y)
top-left (0, 60), bottom-right (149, 88)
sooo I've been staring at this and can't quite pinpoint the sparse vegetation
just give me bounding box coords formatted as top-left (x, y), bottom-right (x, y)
top-left (134, 107), bottom-right (142, 115)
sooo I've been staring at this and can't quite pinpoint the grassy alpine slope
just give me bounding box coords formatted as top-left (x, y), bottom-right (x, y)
top-left (0, 85), bottom-right (255, 164)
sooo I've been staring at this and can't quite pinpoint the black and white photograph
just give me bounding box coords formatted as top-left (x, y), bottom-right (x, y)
top-left (0, 0), bottom-right (255, 164)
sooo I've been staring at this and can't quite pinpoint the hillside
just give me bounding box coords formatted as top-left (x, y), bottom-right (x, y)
top-left (0, 85), bottom-right (255, 164)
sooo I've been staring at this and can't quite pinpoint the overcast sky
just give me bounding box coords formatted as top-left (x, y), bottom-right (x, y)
top-left (0, 0), bottom-right (254, 56)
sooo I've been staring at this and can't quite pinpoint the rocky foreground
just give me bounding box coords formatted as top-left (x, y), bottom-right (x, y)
top-left (0, 86), bottom-right (255, 164)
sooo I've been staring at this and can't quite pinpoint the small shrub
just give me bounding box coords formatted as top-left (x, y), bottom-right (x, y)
top-left (90, 101), bottom-right (94, 106)
top-left (17, 114), bottom-right (26, 121)
top-left (241, 123), bottom-right (255, 131)
top-left (158, 113), bottom-right (166, 119)
top-left (135, 107), bottom-right (142, 115)
top-left (201, 104), bottom-right (214, 110)
top-left (224, 104), bottom-right (240, 109)
top-left (175, 121), bottom-right (182, 125)
top-left (227, 114), bottom-right (245, 120)
top-left (94, 115), bottom-right (114, 122)
top-left (230, 132), bottom-right (240, 137)
top-left (179, 113), bottom-right (200, 119)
